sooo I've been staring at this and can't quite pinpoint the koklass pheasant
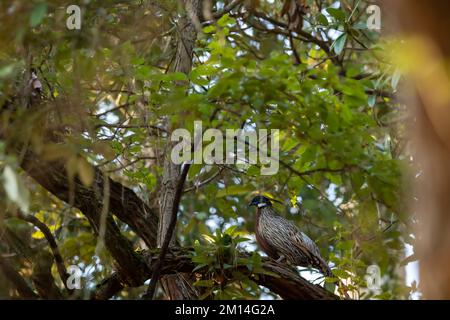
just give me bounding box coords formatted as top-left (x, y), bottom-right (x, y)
top-left (249, 195), bottom-right (332, 277)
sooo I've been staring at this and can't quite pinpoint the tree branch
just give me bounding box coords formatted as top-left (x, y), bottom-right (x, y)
top-left (19, 149), bottom-right (151, 287)
top-left (144, 163), bottom-right (191, 299)
top-left (249, 11), bottom-right (335, 60)
top-left (183, 167), bottom-right (223, 193)
top-left (14, 211), bottom-right (71, 293)
top-left (94, 247), bottom-right (339, 300)
top-left (31, 251), bottom-right (63, 299)
top-left (213, 0), bottom-right (244, 19)
top-left (0, 255), bottom-right (38, 299)
top-left (20, 148), bottom-right (158, 249)
top-left (155, 0), bottom-right (201, 300)
top-left (91, 273), bottom-right (124, 300)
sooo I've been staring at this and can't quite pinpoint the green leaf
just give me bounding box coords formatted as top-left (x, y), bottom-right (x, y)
top-left (154, 72), bottom-right (188, 82)
top-left (368, 95), bottom-right (376, 107)
top-left (192, 263), bottom-right (208, 272)
top-left (336, 240), bottom-right (354, 250)
top-left (302, 199), bottom-right (319, 210)
top-left (172, 72), bottom-right (189, 81)
top-left (391, 69), bottom-right (401, 90)
top-left (198, 290), bottom-right (213, 300)
top-left (203, 25), bottom-right (216, 34)
top-left (332, 268), bottom-right (351, 278)
top-left (217, 13), bottom-right (236, 27)
top-left (2, 166), bottom-right (29, 212)
top-left (30, 3), bottom-right (47, 27)
top-left (224, 225), bottom-right (237, 236)
top-left (326, 8), bottom-right (346, 22)
top-left (0, 64), bottom-right (15, 79)
top-left (332, 33), bottom-right (347, 55)
top-left (317, 14), bottom-right (329, 26)
top-left (373, 292), bottom-right (392, 300)
top-left (324, 282), bottom-right (337, 293)
top-left (353, 21), bottom-right (368, 30)
top-left (193, 279), bottom-right (215, 287)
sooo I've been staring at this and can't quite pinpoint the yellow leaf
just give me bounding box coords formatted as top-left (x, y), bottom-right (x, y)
top-left (77, 157), bottom-right (95, 187)
top-left (32, 230), bottom-right (45, 239)
top-left (92, 141), bottom-right (116, 161)
top-left (202, 234), bottom-right (215, 243)
top-left (41, 143), bottom-right (73, 161)
top-left (66, 156), bottom-right (78, 180)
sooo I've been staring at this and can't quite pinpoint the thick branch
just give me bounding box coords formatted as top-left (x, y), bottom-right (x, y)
top-left (91, 273), bottom-right (124, 300)
top-left (20, 150), bottom-right (150, 287)
top-left (2, 46), bottom-right (158, 296)
top-left (31, 251), bottom-right (63, 299)
top-left (20, 151), bottom-right (158, 249)
top-left (0, 255), bottom-right (38, 299)
top-left (94, 247), bottom-right (338, 300)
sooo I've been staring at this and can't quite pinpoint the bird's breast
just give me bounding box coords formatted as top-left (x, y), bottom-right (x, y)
top-left (255, 209), bottom-right (280, 259)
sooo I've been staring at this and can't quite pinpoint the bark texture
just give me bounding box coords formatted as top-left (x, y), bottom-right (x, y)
top-left (384, 0), bottom-right (450, 299)
top-left (0, 1), bottom-right (345, 301)
top-left (156, 0), bottom-right (201, 300)
top-left (94, 247), bottom-right (338, 300)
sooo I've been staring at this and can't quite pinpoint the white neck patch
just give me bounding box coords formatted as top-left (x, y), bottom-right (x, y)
top-left (257, 203), bottom-right (267, 208)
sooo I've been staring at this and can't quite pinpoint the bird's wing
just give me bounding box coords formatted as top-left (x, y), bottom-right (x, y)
top-left (295, 231), bottom-right (322, 258)
top-left (260, 211), bottom-right (331, 274)
top-left (273, 215), bottom-right (319, 255)
top-left (268, 215), bottom-right (316, 258)
top-left (281, 217), bottom-right (331, 275)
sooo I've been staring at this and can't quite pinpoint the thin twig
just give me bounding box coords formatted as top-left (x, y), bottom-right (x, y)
top-left (15, 211), bottom-right (72, 293)
top-left (212, 0), bottom-right (244, 19)
top-left (95, 123), bottom-right (169, 134)
top-left (183, 167), bottom-right (223, 192)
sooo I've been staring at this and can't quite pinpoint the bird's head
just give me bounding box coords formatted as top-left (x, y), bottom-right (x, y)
top-left (249, 195), bottom-right (272, 208)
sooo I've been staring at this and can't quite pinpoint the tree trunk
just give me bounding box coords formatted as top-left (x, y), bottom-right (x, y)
top-left (384, 0), bottom-right (450, 299)
top-left (156, 0), bottom-right (201, 300)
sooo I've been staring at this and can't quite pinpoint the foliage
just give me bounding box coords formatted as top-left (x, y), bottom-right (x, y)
top-left (0, 0), bottom-right (412, 299)
top-left (190, 226), bottom-right (270, 299)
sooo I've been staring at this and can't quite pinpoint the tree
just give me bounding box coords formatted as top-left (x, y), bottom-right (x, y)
top-left (0, 0), bottom-right (409, 300)
top-left (383, 0), bottom-right (450, 299)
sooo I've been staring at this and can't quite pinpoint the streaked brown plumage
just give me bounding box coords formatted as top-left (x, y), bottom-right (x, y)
top-left (250, 195), bottom-right (332, 277)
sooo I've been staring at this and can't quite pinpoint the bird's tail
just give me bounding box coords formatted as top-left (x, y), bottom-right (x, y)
top-left (319, 259), bottom-right (350, 299)
top-left (315, 255), bottom-right (332, 278)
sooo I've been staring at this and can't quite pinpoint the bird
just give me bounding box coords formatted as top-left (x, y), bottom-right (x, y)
top-left (249, 195), bottom-right (332, 278)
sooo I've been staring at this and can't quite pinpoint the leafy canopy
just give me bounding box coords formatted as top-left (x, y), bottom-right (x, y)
top-left (0, 0), bottom-right (411, 299)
